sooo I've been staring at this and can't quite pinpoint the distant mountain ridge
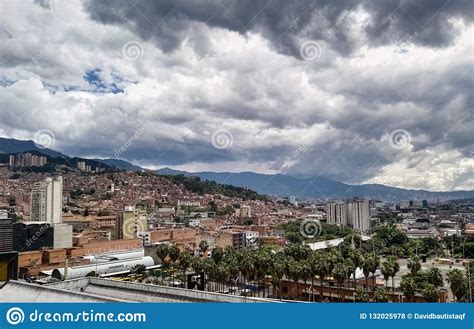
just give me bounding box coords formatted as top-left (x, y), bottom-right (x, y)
top-left (0, 137), bottom-right (472, 201)
top-left (156, 168), bottom-right (474, 202)
top-left (0, 137), bottom-right (65, 158)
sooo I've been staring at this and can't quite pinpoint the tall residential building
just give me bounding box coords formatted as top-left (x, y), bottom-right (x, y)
top-left (326, 202), bottom-right (348, 226)
top-left (117, 206), bottom-right (147, 240)
top-left (326, 199), bottom-right (370, 233)
top-left (0, 209), bottom-right (18, 281)
top-left (77, 161), bottom-right (86, 171)
top-left (30, 177), bottom-right (63, 224)
top-left (347, 200), bottom-right (370, 232)
top-left (8, 153), bottom-right (47, 167)
top-left (0, 209), bottom-right (13, 252)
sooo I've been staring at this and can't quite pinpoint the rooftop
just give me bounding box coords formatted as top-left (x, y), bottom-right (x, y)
top-left (0, 278), bottom-right (278, 303)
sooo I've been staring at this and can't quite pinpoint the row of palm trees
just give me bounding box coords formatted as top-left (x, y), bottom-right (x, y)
top-left (153, 242), bottom-right (399, 301)
top-left (151, 240), bottom-right (469, 302)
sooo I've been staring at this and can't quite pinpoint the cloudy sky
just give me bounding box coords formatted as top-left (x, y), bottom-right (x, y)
top-left (0, 0), bottom-right (472, 191)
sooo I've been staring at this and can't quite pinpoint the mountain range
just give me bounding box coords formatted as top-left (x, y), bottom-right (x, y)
top-left (0, 137), bottom-right (472, 202)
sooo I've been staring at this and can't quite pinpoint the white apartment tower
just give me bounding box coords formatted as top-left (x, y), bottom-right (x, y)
top-left (347, 200), bottom-right (370, 232)
top-left (326, 199), bottom-right (370, 233)
top-left (326, 202), bottom-right (347, 226)
top-left (30, 176), bottom-right (63, 224)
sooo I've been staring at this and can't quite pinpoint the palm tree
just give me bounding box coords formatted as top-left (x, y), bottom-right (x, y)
top-left (388, 256), bottom-right (400, 297)
top-left (400, 276), bottom-right (417, 302)
top-left (313, 253), bottom-right (330, 301)
top-left (178, 252), bottom-right (192, 288)
top-left (156, 244), bottom-right (169, 285)
top-left (225, 254), bottom-right (240, 295)
top-left (361, 254), bottom-right (371, 296)
top-left (344, 259), bottom-right (355, 300)
top-left (407, 255), bottom-right (421, 276)
top-left (446, 269), bottom-right (468, 302)
top-left (191, 256), bottom-right (204, 290)
top-left (333, 262), bottom-right (347, 302)
top-left (355, 287), bottom-right (369, 302)
top-left (240, 252), bottom-right (255, 295)
top-left (271, 256), bottom-right (286, 301)
top-left (427, 267), bottom-right (443, 289)
top-left (421, 283), bottom-right (438, 302)
top-left (347, 249), bottom-right (363, 289)
top-left (211, 246), bottom-right (224, 265)
top-left (368, 253), bottom-right (380, 297)
top-left (202, 257), bottom-right (216, 291)
top-left (286, 259), bottom-right (302, 300)
top-left (381, 259), bottom-right (392, 287)
top-left (168, 244), bottom-right (180, 286)
top-left (299, 260), bottom-right (312, 301)
top-left (199, 240), bottom-right (209, 257)
top-left (373, 286), bottom-right (389, 302)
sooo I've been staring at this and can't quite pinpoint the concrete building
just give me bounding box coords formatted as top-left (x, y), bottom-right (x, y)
top-left (8, 153), bottom-right (47, 168)
top-left (53, 223), bottom-right (73, 249)
top-left (77, 161), bottom-right (86, 171)
top-left (347, 200), bottom-right (370, 232)
top-left (0, 209), bottom-right (18, 281)
top-left (30, 176), bottom-right (63, 224)
top-left (326, 199), bottom-right (370, 233)
top-left (326, 202), bottom-right (347, 226)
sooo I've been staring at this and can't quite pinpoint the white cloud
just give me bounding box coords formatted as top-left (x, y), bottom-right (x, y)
top-left (0, 0), bottom-right (472, 191)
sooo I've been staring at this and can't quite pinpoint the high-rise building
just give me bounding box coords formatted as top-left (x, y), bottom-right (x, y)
top-left (0, 209), bottom-right (13, 252)
top-left (8, 153), bottom-right (47, 168)
top-left (77, 161), bottom-right (86, 171)
top-left (326, 199), bottom-right (370, 232)
top-left (30, 177), bottom-right (63, 224)
top-left (326, 202), bottom-right (348, 226)
top-left (0, 209), bottom-right (18, 281)
top-left (347, 200), bottom-right (370, 232)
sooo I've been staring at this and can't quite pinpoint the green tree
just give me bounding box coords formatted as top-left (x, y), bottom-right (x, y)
top-left (333, 262), bottom-right (347, 302)
top-left (374, 286), bottom-right (389, 302)
top-left (211, 246), bottom-right (224, 264)
top-left (388, 256), bottom-right (400, 295)
top-left (381, 258), bottom-right (393, 287)
top-left (426, 267), bottom-right (443, 288)
top-left (400, 276), bottom-right (417, 302)
top-left (271, 255), bottom-right (286, 301)
top-left (347, 249), bottom-right (363, 289)
top-left (355, 287), bottom-right (369, 302)
top-left (407, 255), bottom-right (421, 276)
top-left (199, 240), bottom-right (209, 257)
top-left (446, 269), bottom-right (468, 302)
top-left (168, 244), bottom-right (180, 285)
top-left (421, 283), bottom-right (438, 302)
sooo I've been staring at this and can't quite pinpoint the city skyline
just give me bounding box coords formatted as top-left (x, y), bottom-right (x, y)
top-left (0, 0), bottom-right (473, 193)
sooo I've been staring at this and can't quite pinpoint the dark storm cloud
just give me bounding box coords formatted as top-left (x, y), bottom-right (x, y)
top-left (86, 0), bottom-right (473, 57)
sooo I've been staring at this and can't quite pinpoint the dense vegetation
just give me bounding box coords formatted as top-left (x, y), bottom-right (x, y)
top-left (164, 174), bottom-right (268, 201)
top-left (147, 239), bottom-right (471, 302)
